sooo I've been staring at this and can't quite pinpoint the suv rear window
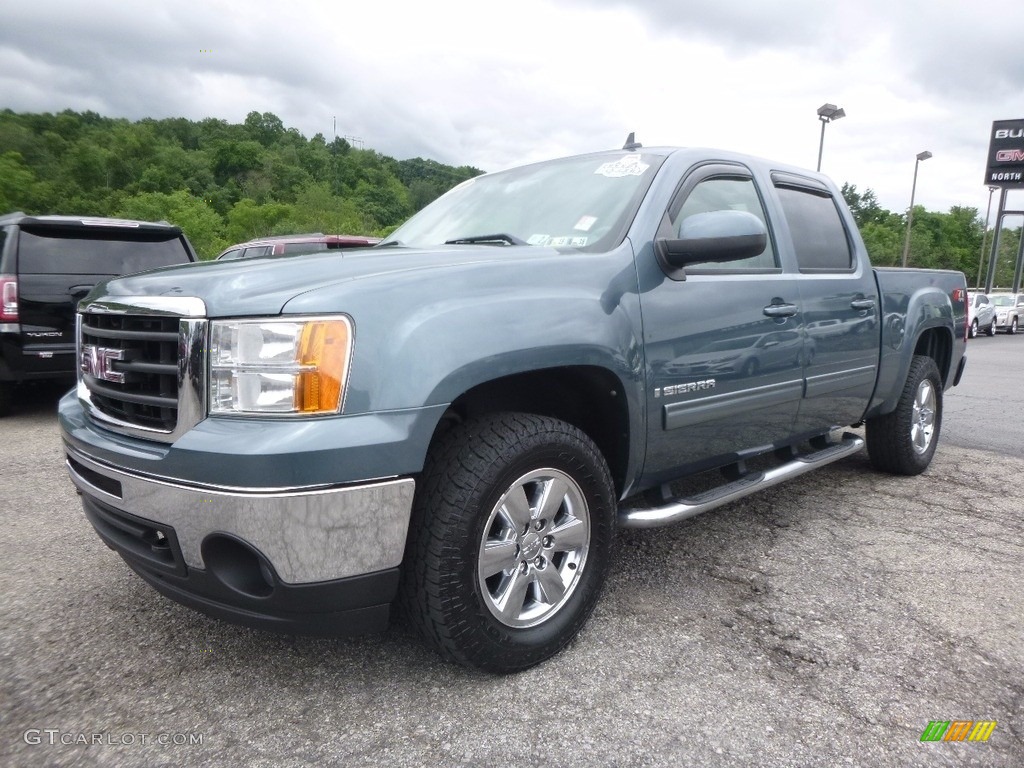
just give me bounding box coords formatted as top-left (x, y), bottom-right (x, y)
top-left (17, 229), bottom-right (192, 275)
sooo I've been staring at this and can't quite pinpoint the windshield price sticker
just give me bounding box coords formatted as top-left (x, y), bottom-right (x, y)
top-left (574, 215), bottom-right (597, 231)
top-left (527, 234), bottom-right (550, 245)
top-left (594, 155), bottom-right (650, 178)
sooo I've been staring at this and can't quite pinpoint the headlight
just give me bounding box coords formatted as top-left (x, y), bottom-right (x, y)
top-left (209, 316), bottom-right (353, 415)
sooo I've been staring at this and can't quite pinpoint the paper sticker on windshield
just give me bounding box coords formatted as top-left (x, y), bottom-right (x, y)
top-left (570, 236), bottom-right (588, 246)
top-left (574, 215), bottom-right (597, 231)
top-left (528, 234), bottom-right (551, 246)
top-left (594, 155), bottom-right (649, 178)
top-left (549, 236), bottom-right (571, 247)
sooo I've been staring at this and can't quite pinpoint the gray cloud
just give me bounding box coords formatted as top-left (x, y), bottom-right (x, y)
top-left (0, 0), bottom-right (1020, 216)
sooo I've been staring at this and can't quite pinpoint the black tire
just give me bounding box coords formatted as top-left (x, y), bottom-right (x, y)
top-left (1009, 317), bottom-right (1018, 335)
top-left (866, 355), bottom-right (942, 476)
top-left (969, 319), bottom-right (978, 338)
top-left (0, 382), bottom-right (12, 417)
top-left (401, 412), bottom-right (616, 673)
top-left (741, 359), bottom-right (759, 377)
top-left (986, 319), bottom-right (997, 337)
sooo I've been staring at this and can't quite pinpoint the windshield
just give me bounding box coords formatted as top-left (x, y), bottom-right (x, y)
top-left (384, 152), bottom-right (664, 251)
top-left (991, 295), bottom-right (1016, 307)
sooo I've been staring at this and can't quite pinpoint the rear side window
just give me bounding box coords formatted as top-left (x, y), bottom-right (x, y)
top-left (776, 187), bottom-right (853, 271)
top-left (282, 242), bottom-right (327, 254)
top-left (17, 229), bottom-right (191, 275)
top-left (242, 246), bottom-right (272, 258)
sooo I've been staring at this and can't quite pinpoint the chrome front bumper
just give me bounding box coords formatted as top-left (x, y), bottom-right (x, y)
top-left (65, 443), bottom-right (415, 584)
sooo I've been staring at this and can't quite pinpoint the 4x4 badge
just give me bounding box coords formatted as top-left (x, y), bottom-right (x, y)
top-left (81, 344), bottom-right (125, 383)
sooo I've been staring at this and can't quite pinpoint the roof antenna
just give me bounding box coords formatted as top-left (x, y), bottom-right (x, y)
top-left (622, 132), bottom-right (642, 151)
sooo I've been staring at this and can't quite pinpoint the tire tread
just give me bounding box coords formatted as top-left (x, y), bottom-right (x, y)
top-left (400, 412), bottom-right (615, 672)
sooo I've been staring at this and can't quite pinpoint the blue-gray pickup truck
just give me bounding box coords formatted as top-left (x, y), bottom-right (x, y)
top-left (59, 144), bottom-right (968, 673)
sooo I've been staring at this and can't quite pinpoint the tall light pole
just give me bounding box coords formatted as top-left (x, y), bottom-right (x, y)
top-left (976, 185), bottom-right (999, 289)
top-left (901, 150), bottom-right (933, 267)
top-left (816, 103), bottom-right (846, 172)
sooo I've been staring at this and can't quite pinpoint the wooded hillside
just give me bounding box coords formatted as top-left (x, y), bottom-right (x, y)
top-left (0, 109), bottom-right (481, 259)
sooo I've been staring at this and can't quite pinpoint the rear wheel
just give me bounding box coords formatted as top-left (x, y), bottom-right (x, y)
top-left (0, 382), bottom-right (12, 417)
top-left (969, 319), bottom-right (978, 338)
top-left (401, 412), bottom-right (615, 673)
top-left (866, 355), bottom-right (942, 475)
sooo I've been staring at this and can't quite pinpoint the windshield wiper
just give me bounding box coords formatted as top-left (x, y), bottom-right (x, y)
top-left (444, 233), bottom-right (528, 246)
top-left (376, 240), bottom-right (405, 248)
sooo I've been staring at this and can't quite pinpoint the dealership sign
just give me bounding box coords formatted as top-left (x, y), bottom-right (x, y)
top-left (985, 119), bottom-right (1024, 186)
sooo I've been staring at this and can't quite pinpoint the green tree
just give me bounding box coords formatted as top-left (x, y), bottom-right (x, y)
top-left (841, 183), bottom-right (884, 228)
top-left (225, 199), bottom-right (295, 243)
top-left (116, 190), bottom-right (227, 260)
top-left (288, 181), bottom-right (363, 234)
top-left (0, 151), bottom-right (36, 211)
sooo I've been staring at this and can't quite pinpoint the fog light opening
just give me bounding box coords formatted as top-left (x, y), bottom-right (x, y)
top-left (201, 534), bottom-right (277, 598)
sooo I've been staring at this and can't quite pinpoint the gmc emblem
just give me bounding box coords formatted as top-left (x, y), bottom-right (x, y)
top-left (81, 344), bottom-right (125, 383)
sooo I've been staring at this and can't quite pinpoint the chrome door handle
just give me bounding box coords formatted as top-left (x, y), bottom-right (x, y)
top-left (850, 299), bottom-right (875, 311)
top-left (763, 303), bottom-right (798, 318)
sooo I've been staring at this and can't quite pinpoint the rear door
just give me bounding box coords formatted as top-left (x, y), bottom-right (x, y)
top-left (16, 225), bottom-right (193, 376)
top-left (769, 173), bottom-right (880, 433)
top-left (640, 163), bottom-right (807, 485)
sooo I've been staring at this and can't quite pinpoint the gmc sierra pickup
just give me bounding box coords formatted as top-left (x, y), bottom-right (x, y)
top-left (59, 144), bottom-right (968, 673)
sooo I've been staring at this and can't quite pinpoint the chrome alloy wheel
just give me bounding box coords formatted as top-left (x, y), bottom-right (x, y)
top-left (911, 378), bottom-right (937, 454)
top-left (477, 468), bottom-right (590, 628)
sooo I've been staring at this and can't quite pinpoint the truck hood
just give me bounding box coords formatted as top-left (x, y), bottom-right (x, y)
top-left (91, 246), bottom-right (562, 317)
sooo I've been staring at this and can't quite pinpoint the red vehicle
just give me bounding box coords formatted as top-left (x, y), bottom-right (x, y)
top-left (216, 233), bottom-right (380, 260)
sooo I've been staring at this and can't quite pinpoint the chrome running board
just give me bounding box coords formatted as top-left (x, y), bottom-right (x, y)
top-left (618, 433), bottom-right (865, 529)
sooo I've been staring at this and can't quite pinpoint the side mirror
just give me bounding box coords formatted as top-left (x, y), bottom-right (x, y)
top-left (655, 210), bottom-right (767, 279)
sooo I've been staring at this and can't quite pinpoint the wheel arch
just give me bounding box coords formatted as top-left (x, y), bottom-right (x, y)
top-left (913, 327), bottom-right (953, 386)
top-left (424, 366), bottom-right (634, 498)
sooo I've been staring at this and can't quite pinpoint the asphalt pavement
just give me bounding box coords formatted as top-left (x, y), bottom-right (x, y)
top-left (1, 340), bottom-right (1022, 768)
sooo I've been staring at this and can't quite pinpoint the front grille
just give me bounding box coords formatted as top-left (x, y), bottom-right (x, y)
top-left (81, 313), bottom-right (181, 430)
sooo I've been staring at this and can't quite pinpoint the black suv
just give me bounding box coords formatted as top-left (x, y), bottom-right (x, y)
top-left (0, 213), bottom-right (196, 414)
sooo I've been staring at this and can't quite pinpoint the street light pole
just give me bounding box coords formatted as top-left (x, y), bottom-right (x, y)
top-left (976, 185), bottom-right (998, 289)
top-left (816, 103), bottom-right (846, 172)
top-left (901, 150), bottom-right (933, 267)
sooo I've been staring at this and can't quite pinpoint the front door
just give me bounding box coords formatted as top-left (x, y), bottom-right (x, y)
top-left (639, 164), bottom-right (806, 486)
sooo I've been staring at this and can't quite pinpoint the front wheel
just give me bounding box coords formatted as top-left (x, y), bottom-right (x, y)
top-left (866, 355), bottom-right (943, 475)
top-left (401, 413), bottom-right (616, 673)
top-left (1009, 317), bottom-right (1018, 335)
top-left (987, 319), bottom-right (997, 337)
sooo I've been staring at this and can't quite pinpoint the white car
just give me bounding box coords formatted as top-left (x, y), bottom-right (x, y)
top-left (990, 293), bottom-right (1023, 335)
top-left (968, 293), bottom-right (997, 338)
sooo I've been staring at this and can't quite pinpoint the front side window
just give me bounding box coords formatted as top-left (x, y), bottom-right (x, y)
top-left (385, 152), bottom-right (665, 252)
top-left (776, 186), bottom-right (853, 271)
top-left (671, 176), bottom-right (776, 271)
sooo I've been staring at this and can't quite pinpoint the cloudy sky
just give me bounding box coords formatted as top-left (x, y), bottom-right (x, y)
top-left (2, 0), bottom-right (1023, 218)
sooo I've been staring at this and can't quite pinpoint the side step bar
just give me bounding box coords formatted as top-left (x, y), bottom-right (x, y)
top-left (618, 433), bottom-right (865, 529)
